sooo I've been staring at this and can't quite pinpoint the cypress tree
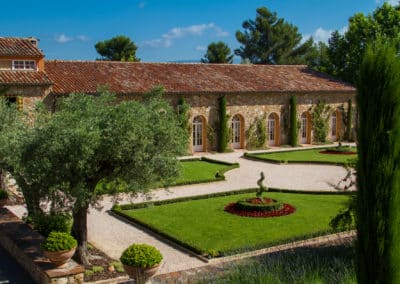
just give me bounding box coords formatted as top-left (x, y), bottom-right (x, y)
top-left (217, 95), bottom-right (228, 152)
top-left (356, 41), bottom-right (400, 284)
top-left (289, 96), bottom-right (298, 146)
top-left (345, 99), bottom-right (353, 141)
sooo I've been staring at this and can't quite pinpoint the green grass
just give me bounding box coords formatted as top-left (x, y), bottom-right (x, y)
top-left (173, 159), bottom-right (237, 185)
top-left (202, 244), bottom-right (356, 284)
top-left (96, 158), bottom-right (238, 194)
top-left (116, 192), bottom-right (351, 257)
top-left (246, 147), bottom-right (357, 165)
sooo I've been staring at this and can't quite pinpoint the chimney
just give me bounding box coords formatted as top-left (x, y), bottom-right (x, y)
top-left (27, 37), bottom-right (39, 47)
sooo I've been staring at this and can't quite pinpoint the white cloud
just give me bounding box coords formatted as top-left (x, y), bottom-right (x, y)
top-left (303, 26), bottom-right (348, 44)
top-left (195, 45), bottom-right (207, 52)
top-left (77, 35), bottom-right (90, 42)
top-left (376, 0), bottom-right (399, 5)
top-left (54, 34), bottom-right (73, 43)
top-left (140, 23), bottom-right (229, 48)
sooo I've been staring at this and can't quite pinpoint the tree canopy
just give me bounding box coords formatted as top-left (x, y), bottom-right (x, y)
top-left (314, 3), bottom-right (400, 83)
top-left (356, 39), bottom-right (400, 283)
top-left (201, 41), bottom-right (234, 63)
top-left (95, 35), bottom-right (140, 61)
top-left (235, 7), bottom-right (317, 65)
top-left (2, 88), bottom-right (186, 264)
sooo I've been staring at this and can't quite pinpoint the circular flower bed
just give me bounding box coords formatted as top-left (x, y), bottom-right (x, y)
top-left (236, 197), bottom-right (283, 212)
top-left (225, 200), bottom-right (296, 218)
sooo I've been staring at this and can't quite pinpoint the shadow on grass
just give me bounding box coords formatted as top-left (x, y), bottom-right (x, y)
top-left (202, 243), bottom-right (356, 284)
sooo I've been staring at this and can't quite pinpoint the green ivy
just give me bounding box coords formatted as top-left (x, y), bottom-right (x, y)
top-left (246, 115), bottom-right (266, 149)
top-left (311, 101), bottom-right (331, 143)
top-left (217, 95), bottom-right (228, 152)
top-left (289, 96), bottom-right (298, 146)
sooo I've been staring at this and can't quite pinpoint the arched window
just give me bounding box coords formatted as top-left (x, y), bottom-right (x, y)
top-left (231, 114), bottom-right (243, 149)
top-left (192, 116), bottom-right (204, 152)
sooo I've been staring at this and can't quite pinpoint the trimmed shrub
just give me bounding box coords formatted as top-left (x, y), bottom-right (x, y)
top-left (41, 231), bottom-right (77, 252)
top-left (217, 95), bottom-right (228, 152)
top-left (32, 212), bottom-right (72, 237)
top-left (289, 96), bottom-right (298, 146)
top-left (120, 244), bottom-right (162, 268)
top-left (345, 99), bottom-right (353, 141)
top-left (236, 198), bottom-right (283, 212)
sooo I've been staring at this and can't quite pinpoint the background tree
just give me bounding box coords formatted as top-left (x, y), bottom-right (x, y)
top-left (314, 3), bottom-right (400, 83)
top-left (201, 42), bottom-right (234, 63)
top-left (21, 88), bottom-right (186, 264)
top-left (356, 40), bottom-right (400, 283)
top-left (235, 7), bottom-right (317, 65)
top-left (95, 35), bottom-right (140, 61)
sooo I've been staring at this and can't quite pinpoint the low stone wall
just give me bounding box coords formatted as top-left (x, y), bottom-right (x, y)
top-left (0, 207), bottom-right (84, 284)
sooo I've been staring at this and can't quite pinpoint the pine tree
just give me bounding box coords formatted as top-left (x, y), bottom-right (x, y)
top-left (356, 40), bottom-right (400, 283)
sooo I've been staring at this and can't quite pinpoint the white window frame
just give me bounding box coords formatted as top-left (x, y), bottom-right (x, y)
top-left (12, 60), bottom-right (37, 70)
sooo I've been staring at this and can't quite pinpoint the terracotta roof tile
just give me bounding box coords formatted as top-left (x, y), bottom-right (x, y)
top-left (45, 61), bottom-right (355, 95)
top-left (0, 71), bottom-right (52, 86)
top-left (0, 37), bottom-right (43, 58)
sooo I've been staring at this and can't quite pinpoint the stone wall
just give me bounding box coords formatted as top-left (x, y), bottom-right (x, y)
top-left (164, 91), bottom-right (356, 152)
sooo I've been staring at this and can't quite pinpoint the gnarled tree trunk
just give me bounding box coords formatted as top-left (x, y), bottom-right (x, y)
top-left (72, 204), bottom-right (90, 265)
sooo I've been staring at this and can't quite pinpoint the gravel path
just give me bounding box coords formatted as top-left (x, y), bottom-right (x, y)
top-left (7, 146), bottom-right (355, 275)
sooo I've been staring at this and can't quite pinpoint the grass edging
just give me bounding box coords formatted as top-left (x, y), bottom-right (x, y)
top-left (243, 148), bottom-right (356, 166)
top-left (170, 157), bottom-right (239, 187)
top-left (112, 189), bottom-right (354, 258)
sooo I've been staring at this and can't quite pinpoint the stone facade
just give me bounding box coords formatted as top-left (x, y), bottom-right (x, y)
top-left (164, 91), bottom-right (356, 152)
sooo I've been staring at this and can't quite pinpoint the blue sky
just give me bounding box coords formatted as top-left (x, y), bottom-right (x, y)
top-left (1, 0), bottom-right (397, 62)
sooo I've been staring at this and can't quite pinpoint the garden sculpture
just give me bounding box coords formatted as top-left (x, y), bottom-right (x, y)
top-left (256, 172), bottom-right (268, 199)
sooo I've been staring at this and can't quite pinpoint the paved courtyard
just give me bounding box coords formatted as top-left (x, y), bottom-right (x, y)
top-left (7, 146), bottom-right (355, 275)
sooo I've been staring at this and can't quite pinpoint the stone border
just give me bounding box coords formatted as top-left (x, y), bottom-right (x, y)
top-left (0, 207), bottom-right (85, 284)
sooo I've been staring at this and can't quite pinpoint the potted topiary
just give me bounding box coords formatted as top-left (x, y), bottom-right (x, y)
top-left (120, 243), bottom-right (162, 282)
top-left (0, 189), bottom-right (8, 207)
top-left (41, 231), bottom-right (77, 267)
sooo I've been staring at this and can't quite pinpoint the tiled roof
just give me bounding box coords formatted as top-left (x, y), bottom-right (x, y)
top-left (45, 61), bottom-right (355, 95)
top-left (0, 37), bottom-right (44, 58)
top-left (0, 71), bottom-right (52, 86)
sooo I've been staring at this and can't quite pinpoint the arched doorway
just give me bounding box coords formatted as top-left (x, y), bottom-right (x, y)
top-left (267, 113), bottom-right (280, 146)
top-left (192, 116), bottom-right (206, 152)
top-left (231, 114), bottom-right (244, 149)
top-left (300, 111), bottom-right (311, 144)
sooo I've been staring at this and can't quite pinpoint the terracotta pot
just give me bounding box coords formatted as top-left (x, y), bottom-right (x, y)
top-left (123, 263), bottom-right (160, 282)
top-left (44, 247), bottom-right (76, 267)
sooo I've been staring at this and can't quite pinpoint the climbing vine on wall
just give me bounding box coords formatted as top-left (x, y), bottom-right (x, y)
top-left (246, 114), bottom-right (266, 149)
top-left (311, 101), bottom-right (331, 143)
top-left (176, 97), bottom-right (190, 149)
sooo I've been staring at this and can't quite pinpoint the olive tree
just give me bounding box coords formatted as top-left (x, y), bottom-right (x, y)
top-left (21, 88), bottom-right (187, 264)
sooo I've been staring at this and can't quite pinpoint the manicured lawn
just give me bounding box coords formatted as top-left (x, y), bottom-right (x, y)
top-left (96, 158), bottom-right (238, 193)
top-left (246, 147), bottom-right (357, 165)
top-left (173, 159), bottom-right (238, 185)
top-left (115, 192), bottom-right (351, 257)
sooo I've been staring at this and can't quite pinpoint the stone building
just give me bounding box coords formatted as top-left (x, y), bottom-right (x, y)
top-left (0, 37), bottom-right (356, 153)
